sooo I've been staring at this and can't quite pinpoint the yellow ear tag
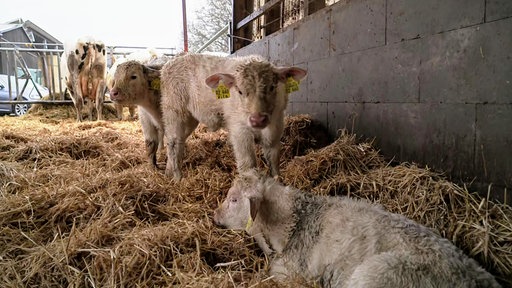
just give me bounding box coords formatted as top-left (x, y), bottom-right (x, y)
top-left (150, 78), bottom-right (161, 90)
top-left (245, 217), bottom-right (253, 230)
top-left (285, 77), bottom-right (300, 93)
top-left (214, 83), bottom-right (230, 99)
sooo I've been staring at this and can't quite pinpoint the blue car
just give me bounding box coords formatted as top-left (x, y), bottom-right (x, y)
top-left (0, 74), bottom-right (49, 116)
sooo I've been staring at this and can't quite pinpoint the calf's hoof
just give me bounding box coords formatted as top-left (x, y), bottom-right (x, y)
top-left (165, 168), bottom-right (182, 182)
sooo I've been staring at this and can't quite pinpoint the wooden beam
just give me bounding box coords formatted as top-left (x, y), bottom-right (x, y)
top-left (232, 0), bottom-right (254, 52)
top-left (236, 0), bottom-right (282, 30)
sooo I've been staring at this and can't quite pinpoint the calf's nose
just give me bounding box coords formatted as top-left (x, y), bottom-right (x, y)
top-left (110, 89), bottom-right (119, 100)
top-left (249, 113), bottom-right (269, 128)
top-left (213, 210), bottom-right (221, 226)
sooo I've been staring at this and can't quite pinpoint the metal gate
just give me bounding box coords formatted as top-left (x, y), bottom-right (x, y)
top-left (0, 42), bottom-right (176, 107)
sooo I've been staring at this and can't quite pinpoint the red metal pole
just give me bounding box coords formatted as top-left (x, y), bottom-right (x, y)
top-left (182, 0), bottom-right (188, 52)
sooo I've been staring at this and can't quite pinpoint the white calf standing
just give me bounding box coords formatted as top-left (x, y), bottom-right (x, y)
top-left (214, 171), bottom-right (501, 288)
top-left (160, 53), bottom-right (307, 180)
top-left (106, 49), bottom-right (170, 120)
top-left (109, 59), bottom-right (166, 167)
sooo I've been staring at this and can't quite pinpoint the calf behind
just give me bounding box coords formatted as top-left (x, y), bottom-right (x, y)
top-left (109, 59), bottom-right (167, 167)
top-left (214, 171), bottom-right (501, 288)
top-left (106, 50), bottom-right (170, 120)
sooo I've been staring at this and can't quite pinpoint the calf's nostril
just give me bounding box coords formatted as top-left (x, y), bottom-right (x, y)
top-left (250, 114), bottom-right (266, 123)
top-left (249, 114), bottom-right (269, 128)
top-left (213, 213), bottom-right (221, 226)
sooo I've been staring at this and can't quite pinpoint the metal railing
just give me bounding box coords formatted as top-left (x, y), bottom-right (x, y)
top-left (0, 41), bottom-right (65, 104)
top-left (0, 42), bottom-right (176, 105)
top-left (196, 23), bottom-right (230, 53)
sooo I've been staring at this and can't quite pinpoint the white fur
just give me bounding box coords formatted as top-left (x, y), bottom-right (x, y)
top-left (159, 53), bottom-right (307, 180)
top-left (214, 171), bottom-right (501, 288)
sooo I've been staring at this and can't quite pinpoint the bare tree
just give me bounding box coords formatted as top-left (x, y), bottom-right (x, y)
top-left (187, 0), bottom-right (231, 53)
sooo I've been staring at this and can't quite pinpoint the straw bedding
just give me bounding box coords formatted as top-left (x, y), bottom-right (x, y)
top-left (0, 108), bottom-right (510, 287)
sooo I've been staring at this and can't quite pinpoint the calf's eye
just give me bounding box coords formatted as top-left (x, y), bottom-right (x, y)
top-left (130, 75), bottom-right (137, 80)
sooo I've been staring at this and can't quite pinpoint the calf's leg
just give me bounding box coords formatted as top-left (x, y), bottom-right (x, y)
top-left (95, 79), bottom-right (105, 121)
top-left (230, 126), bottom-right (257, 173)
top-left (261, 122), bottom-right (284, 177)
top-left (139, 110), bottom-right (161, 168)
top-left (164, 114), bottom-right (198, 180)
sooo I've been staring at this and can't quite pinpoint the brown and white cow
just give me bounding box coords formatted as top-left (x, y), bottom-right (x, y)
top-left (61, 37), bottom-right (107, 122)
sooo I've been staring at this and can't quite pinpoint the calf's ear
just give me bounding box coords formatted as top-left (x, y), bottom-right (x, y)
top-left (249, 196), bottom-right (261, 221)
top-left (143, 65), bottom-right (161, 80)
top-left (205, 73), bottom-right (235, 89)
top-left (275, 67), bottom-right (308, 82)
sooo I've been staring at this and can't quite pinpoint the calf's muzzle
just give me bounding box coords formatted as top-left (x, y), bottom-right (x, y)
top-left (249, 113), bottom-right (269, 128)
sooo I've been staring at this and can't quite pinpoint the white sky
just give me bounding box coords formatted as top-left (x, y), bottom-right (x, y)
top-left (2, 0), bottom-right (206, 52)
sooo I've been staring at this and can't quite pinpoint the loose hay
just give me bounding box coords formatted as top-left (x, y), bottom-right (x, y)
top-left (282, 129), bottom-right (386, 191)
top-left (0, 109), bottom-right (510, 287)
top-left (28, 96), bottom-right (120, 123)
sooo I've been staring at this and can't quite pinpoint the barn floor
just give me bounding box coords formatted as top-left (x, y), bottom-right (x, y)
top-left (0, 106), bottom-right (510, 287)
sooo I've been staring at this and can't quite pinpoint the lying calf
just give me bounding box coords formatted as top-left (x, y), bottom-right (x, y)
top-left (214, 171), bottom-right (501, 287)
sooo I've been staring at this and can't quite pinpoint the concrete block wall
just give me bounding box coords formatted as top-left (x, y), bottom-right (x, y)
top-left (234, 0), bottom-right (512, 201)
